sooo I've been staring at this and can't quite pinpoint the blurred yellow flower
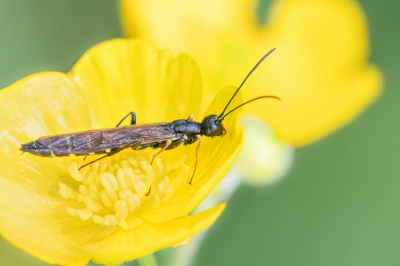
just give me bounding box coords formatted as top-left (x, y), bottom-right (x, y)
top-left (0, 39), bottom-right (243, 265)
top-left (120, 0), bottom-right (382, 146)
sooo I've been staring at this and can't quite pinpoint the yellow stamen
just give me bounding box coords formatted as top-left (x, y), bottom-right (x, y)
top-left (60, 154), bottom-right (180, 229)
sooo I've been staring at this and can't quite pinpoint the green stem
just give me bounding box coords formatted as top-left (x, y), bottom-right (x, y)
top-left (137, 254), bottom-right (159, 266)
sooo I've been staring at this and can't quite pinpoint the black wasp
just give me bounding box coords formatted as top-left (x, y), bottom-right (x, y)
top-left (20, 48), bottom-right (280, 185)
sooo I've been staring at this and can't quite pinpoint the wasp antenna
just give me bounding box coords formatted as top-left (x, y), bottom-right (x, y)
top-left (21, 151), bottom-right (26, 155)
top-left (218, 48), bottom-right (276, 119)
top-left (220, 95), bottom-right (281, 121)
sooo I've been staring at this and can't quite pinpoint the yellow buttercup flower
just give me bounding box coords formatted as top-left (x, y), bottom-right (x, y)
top-left (120, 0), bottom-right (383, 146)
top-left (0, 39), bottom-right (243, 265)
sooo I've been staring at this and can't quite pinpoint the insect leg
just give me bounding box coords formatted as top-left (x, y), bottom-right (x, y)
top-left (115, 112), bottom-right (136, 127)
top-left (78, 141), bottom-right (141, 170)
top-left (150, 140), bottom-right (172, 165)
top-left (146, 140), bottom-right (173, 196)
top-left (188, 114), bottom-right (194, 121)
top-left (146, 139), bottom-right (172, 196)
top-left (145, 185), bottom-right (152, 196)
top-left (188, 135), bottom-right (202, 185)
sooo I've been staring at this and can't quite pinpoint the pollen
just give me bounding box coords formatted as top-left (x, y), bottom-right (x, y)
top-left (59, 152), bottom-right (181, 229)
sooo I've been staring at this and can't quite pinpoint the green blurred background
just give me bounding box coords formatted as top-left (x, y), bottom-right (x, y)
top-left (0, 1), bottom-right (399, 265)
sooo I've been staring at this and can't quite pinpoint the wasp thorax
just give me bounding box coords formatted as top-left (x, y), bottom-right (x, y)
top-left (201, 114), bottom-right (226, 137)
top-left (59, 153), bottom-right (178, 229)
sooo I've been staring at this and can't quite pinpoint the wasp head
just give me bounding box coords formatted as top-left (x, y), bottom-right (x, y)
top-left (201, 115), bottom-right (226, 137)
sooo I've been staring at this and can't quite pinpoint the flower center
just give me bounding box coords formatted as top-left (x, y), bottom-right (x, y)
top-left (58, 153), bottom-right (175, 229)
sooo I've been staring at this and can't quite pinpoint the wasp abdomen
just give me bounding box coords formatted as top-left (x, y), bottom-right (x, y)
top-left (20, 140), bottom-right (54, 157)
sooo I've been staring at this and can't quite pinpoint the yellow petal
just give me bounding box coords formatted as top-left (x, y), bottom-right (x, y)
top-left (121, 0), bottom-right (383, 146)
top-left (243, 0), bottom-right (383, 145)
top-left (0, 72), bottom-right (93, 265)
top-left (69, 38), bottom-right (203, 128)
top-left (141, 86), bottom-right (243, 221)
top-left (71, 203), bottom-right (225, 264)
top-left (191, 86), bottom-right (243, 205)
top-left (0, 178), bottom-right (90, 266)
top-left (0, 72), bottom-right (91, 192)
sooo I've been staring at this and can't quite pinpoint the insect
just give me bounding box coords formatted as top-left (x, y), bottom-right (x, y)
top-left (20, 48), bottom-right (280, 186)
